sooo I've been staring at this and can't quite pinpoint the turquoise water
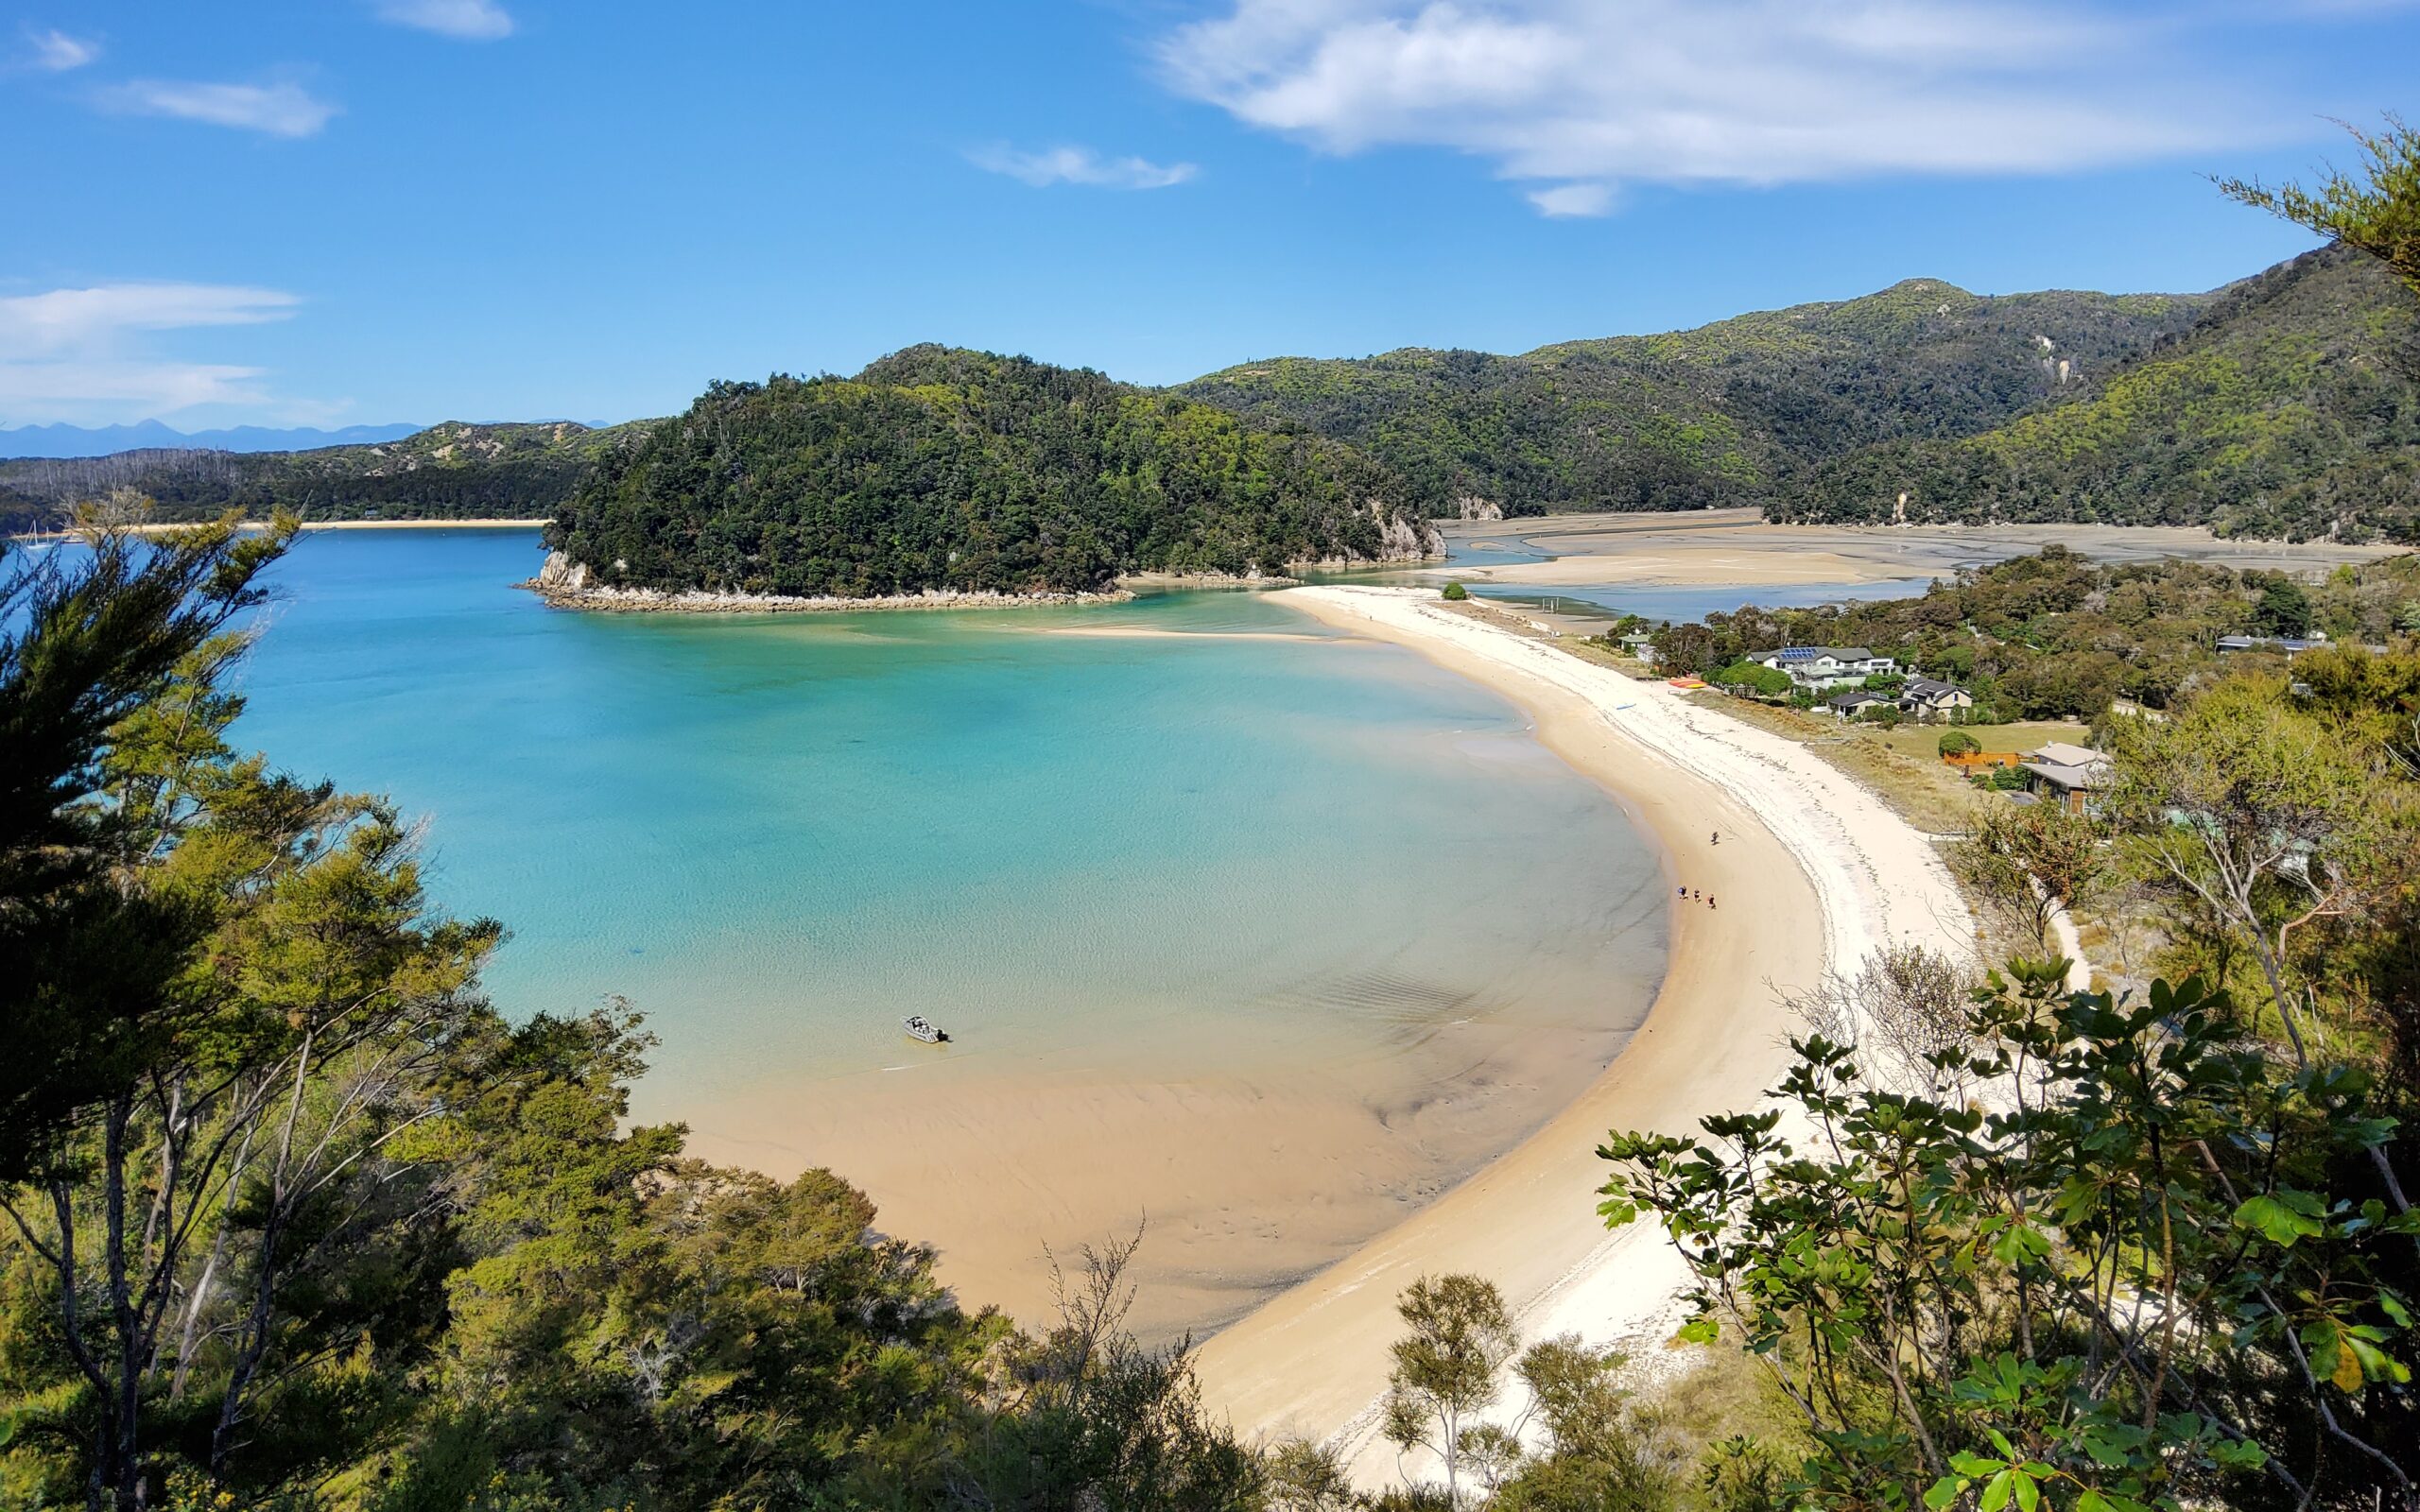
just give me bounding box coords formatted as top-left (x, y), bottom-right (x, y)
top-left (226, 530), bottom-right (1668, 1151)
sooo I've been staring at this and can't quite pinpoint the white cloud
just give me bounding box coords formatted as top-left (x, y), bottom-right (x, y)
top-left (1527, 181), bottom-right (1613, 217)
top-left (98, 79), bottom-right (338, 138)
top-left (0, 284), bottom-right (302, 353)
top-left (970, 144), bottom-right (1200, 190)
top-left (1159, 0), bottom-right (2275, 214)
top-left (375, 0), bottom-right (515, 41)
top-left (0, 362), bottom-right (275, 421)
top-left (0, 282), bottom-right (313, 426)
top-left (26, 26), bottom-right (98, 71)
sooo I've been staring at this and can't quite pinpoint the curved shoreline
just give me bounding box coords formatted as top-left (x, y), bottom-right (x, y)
top-left (1194, 586), bottom-right (1973, 1483)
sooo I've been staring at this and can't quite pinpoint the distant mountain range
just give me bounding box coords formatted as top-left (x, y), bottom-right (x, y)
top-left (4, 246), bottom-right (2413, 543)
top-left (0, 421), bottom-right (430, 460)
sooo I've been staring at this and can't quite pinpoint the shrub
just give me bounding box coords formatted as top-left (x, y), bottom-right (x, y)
top-left (1938, 730), bottom-right (1981, 758)
top-left (1442, 581), bottom-right (1470, 601)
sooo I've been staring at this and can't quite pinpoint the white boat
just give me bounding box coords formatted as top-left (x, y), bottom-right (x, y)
top-left (902, 1015), bottom-right (949, 1044)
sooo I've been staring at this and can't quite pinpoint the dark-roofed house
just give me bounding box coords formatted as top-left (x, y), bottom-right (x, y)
top-left (1896, 676), bottom-right (1974, 722)
top-left (1754, 645), bottom-right (1898, 690)
top-left (1828, 689), bottom-right (1893, 717)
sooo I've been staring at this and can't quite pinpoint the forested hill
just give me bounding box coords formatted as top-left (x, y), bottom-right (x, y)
top-left (0, 420), bottom-right (650, 532)
top-left (544, 347), bottom-right (1439, 597)
top-left (1770, 244), bottom-right (2420, 541)
top-left (1176, 280), bottom-right (2213, 515)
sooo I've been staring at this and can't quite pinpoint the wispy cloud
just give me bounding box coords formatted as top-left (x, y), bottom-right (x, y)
top-left (0, 284), bottom-right (303, 352)
top-left (97, 78), bottom-right (338, 138)
top-left (969, 144), bottom-right (1199, 190)
top-left (0, 282), bottom-right (312, 425)
top-left (1528, 182), bottom-right (1613, 217)
top-left (1158, 0), bottom-right (2284, 215)
top-left (26, 26), bottom-right (98, 72)
top-left (375, 0), bottom-right (515, 41)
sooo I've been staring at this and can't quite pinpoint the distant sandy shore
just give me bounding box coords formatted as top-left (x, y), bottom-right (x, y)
top-left (8, 517), bottom-right (549, 541)
top-left (1193, 587), bottom-right (1973, 1484)
top-left (1432, 509), bottom-right (2405, 588)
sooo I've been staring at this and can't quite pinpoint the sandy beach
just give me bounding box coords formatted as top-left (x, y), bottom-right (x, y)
top-left (1193, 585), bottom-right (1974, 1483)
top-left (1437, 509), bottom-right (2404, 588)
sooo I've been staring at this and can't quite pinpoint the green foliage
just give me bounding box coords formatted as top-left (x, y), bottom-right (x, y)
top-left (548, 349), bottom-right (1436, 596)
top-left (1180, 284), bottom-right (2207, 518)
top-left (0, 421), bottom-right (650, 531)
top-left (2221, 114), bottom-right (2420, 299)
top-left (1381, 1274), bottom-right (1518, 1503)
top-left (1648, 545), bottom-right (2420, 717)
top-left (1598, 962), bottom-right (2420, 1510)
top-left (1712, 662), bottom-right (1793, 697)
top-left (1443, 581), bottom-right (1471, 601)
top-left (1938, 730), bottom-right (1982, 758)
top-left (0, 520), bottom-right (1287, 1512)
top-left (1775, 247), bottom-right (2420, 542)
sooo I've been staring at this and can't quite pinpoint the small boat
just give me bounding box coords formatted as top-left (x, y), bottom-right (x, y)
top-left (902, 1015), bottom-right (949, 1044)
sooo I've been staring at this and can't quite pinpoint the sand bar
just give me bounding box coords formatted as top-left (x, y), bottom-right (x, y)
top-left (1193, 586), bottom-right (1974, 1483)
top-left (1434, 510), bottom-right (2404, 588)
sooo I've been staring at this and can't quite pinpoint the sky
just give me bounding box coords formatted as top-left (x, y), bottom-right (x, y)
top-left (2, 0), bottom-right (2415, 431)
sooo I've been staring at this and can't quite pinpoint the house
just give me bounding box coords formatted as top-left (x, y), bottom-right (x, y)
top-left (1753, 645), bottom-right (1899, 690)
top-left (2019, 741), bottom-right (2112, 814)
top-left (1617, 631), bottom-right (1658, 664)
top-left (2217, 633), bottom-right (2329, 656)
top-left (1896, 676), bottom-right (1973, 721)
top-left (1828, 689), bottom-right (1893, 717)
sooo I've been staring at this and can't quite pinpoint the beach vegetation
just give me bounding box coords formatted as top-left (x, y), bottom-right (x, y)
top-left (1937, 730), bottom-right (1981, 758)
top-left (1648, 546), bottom-right (2420, 720)
top-left (1601, 639), bottom-right (2420, 1512)
top-left (1712, 662), bottom-right (1793, 698)
top-left (1444, 581), bottom-right (1471, 601)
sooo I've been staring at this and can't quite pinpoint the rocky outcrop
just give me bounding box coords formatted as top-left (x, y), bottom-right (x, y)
top-left (1454, 496), bottom-right (1505, 522)
top-left (1377, 502), bottom-right (1444, 559)
top-left (531, 549), bottom-right (590, 593)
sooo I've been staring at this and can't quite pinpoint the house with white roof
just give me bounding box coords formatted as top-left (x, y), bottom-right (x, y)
top-left (1752, 645), bottom-right (1898, 690)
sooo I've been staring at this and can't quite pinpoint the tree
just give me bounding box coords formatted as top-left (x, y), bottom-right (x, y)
top-left (1443, 581), bottom-right (1471, 601)
top-left (2105, 676), bottom-right (2373, 1061)
top-left (2256, 577), bottom-right (2316, 638)
top-left (1599, 961), bottom-right (2420, 1511)
top-left (1955, 799), bottom-right (2109, 954)
top-left (1938, 730), bottom-right (1981, 759)
top-left (2220, 114), bottom-right (2420, 297)
top-left (0, 511), bottom-right (506, 1510)
top-left (0, 502), bottom-right (296, 1182)
top-left (1381, 1274), bottom-right (1518, 1503)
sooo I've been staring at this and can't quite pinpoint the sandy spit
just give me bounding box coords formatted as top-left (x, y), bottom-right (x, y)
top-left (1193, 586), bottom-right (1974, 1484)
top-left (8, 517), bottom-right (553, 541)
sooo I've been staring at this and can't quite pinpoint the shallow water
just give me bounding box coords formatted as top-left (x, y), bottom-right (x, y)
top-left (216, 529), bottom-right (1668, 1320)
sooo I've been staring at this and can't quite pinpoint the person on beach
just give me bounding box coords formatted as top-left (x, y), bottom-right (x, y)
top-left (1712, 831), bottom-right (1720, 846)
top-left (1708, 895), bottom-right (1717, 909)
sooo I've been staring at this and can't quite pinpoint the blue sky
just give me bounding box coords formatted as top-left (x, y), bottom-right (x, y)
top-left (2, 0), bottom-right (2413, 429)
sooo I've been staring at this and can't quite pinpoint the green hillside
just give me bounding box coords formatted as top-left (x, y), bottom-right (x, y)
top-left (1772, 245), bottom-right (2420, 541)
top-left (1177, 281), bottom-right (2211, 514)
top-left (0, 420), bottom-right (654, 531)
top-left (545, 346), bottom-right (1436, 597)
